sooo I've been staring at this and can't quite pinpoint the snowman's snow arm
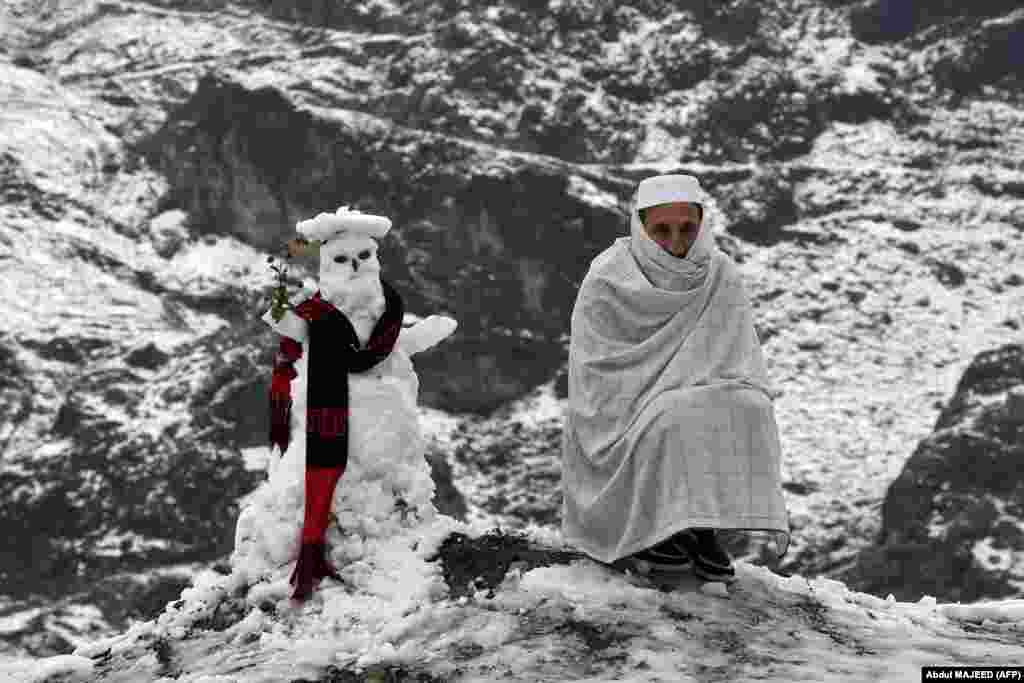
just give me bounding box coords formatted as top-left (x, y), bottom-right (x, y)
top-left (397, 315), bottom-right (457, 356)
top-left (261, 288), bottom-right (314, 342)
top-left (261, 308), bottom-right (308, 342)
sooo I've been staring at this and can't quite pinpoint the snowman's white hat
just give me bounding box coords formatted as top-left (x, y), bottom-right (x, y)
top-left (636, 174), bottom-right (703, 210)
top-left (296, 206), bottom-right (392, 243)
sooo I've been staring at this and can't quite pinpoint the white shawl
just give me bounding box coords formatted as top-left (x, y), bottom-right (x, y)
top-left (561, 190), bottom-right (790, 564)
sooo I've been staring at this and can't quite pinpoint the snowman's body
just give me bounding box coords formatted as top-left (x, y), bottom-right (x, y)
top-left (233, 284), bottom-right (456, 577)
top-left (234, 208), bottom-right (460, 596)
top-left (274, 300), bottom-right (428, 491)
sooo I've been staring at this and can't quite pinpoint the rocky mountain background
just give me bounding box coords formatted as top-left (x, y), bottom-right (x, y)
top-left (1, 0), bottom-right (1022, 665)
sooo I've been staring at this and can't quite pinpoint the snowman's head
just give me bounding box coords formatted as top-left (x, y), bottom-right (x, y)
top-left (318, 234), bottom-right (382, 303)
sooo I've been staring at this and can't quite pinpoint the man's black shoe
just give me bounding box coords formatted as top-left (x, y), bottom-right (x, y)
top-left (672, 528), bottom-right (736, 583)
top-left (629, 537), bottom-right (692, 574)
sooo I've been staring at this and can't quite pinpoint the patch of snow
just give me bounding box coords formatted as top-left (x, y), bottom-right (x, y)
top-left (240, 446), bottom-right (271, 472)
top-left (0, 609), bottom-right (45, 635)
top-left (939, 600), bottom-right (1024, 625)
top-left (92, 530), bottom-right (172, 558)
top-left (566, 175), bottom-right (621, 212)
top-left (0, 654), bottom-right (95, 683)
top-left (34, 441), bottom-right (70, 459)
top-left (164, 235), bottom-right (273, 295)
top-left (972, 536), bottom-right (1014, 573)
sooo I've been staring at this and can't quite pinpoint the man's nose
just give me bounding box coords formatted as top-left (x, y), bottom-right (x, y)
top-left (352, 260), bottom-right (359, 272)
top-left (667, 228), bottom-right (691, 256)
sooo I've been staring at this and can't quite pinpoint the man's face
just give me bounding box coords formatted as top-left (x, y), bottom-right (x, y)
top-left (642, 202), bottom-right (701, 258)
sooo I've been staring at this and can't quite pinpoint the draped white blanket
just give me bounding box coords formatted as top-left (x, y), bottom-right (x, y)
top-left (561, 206), bottom-right (790, 564)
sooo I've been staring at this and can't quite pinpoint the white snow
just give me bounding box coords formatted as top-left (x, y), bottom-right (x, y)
top-left (91, 530), bottom-right (172, 558)
top-left (6, 546), bottom-right (1021, 682)
top-left (239, 446), bottom-right (272, 472)
top-left (566, 174), bottom-right (621, 212)
top-left (165, 236), bottom-right (274, 295)
top-left (0, 609), bottom-right (45, 636)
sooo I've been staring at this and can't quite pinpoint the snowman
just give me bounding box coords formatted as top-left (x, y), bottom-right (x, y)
top-left (233, 206), bottom-right (457, 603)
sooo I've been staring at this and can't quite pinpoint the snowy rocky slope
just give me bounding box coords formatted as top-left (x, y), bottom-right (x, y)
top-left (8, 539), bottom-right (1024, 683)
top-left (1, 0), bottom-right (1023, 670)
top-left (6, 449), bottom-right (1024, 683)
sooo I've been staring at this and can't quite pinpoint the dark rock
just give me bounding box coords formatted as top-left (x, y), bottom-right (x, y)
top-left (182, 319), bottom-right (276, 449)
top-left (26, 337), bottom-right (86, 364)
top-left (290, 663), bottom-right (446, 683)
top-left (20, 336), bottom-right (112, 364)
top-left (189, 597), bottom-right (251, 634)
top-left (553, 366), bottom-right (568, 400)
top-left (720, 168), bottom-right (799, 245)
top-left (830, 87), bottom-right (904, 125)
top-left (125, 342), bottom-right (171, 370)
top-left (580, 14), bottom-right (714, 102)
top-left (52, 398), bottom-right (91, 437)
top-left (424, 444), bottom-right (468, 522)
top-left (971, 173), bottom-right (1024, 200)
top-left (891, 218), bottom-right (922, 232)
top-left (0, 340), bottom-right (33, 456)
top-left (429, 530), bottom-right (587, 599)
top-left (695, 0), bottom-right (765, 43)
top-left (783, 481), bottom-right (818, 496)
top-left (236, 0), bottom-right (412, 33)
top-left (937, 343), bottom-right (1024, 429)
top-left (514, 84), bottom-right (645, 163)
top-left (685, 65), bottom-right (830, 164)
top-left (932, 10), bottom-right (1024, 94)
top-left (755, 323), bottom-right (778, 343)
top-left (150, 636), bottom-right (178, 678)
top-left (415, 335), bottom-right (564, 415)
top-left (850, 0), bottom-right (919, 43)
top-left (842, 343), bottom-right (1024, 601)
top-left (102, 386), bottom-right (133, 405)
top-left (925, 257), bottom-right (967, 288)
top-left (850, 0), bottom-right (1021, 44)
top-left (141, 72), bottom-right (617, 334)
top-left (191, 347), bottom-right (273, 450)
top-left (447, 28), bottom-right (527, 98)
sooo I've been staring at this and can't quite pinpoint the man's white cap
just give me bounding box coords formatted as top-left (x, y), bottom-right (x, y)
top-left (636, 174), bottom-right (703, 210)
top-left (296, 206), bottom-right (392, 242)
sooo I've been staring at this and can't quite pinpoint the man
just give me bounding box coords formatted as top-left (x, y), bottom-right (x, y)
top-left (561, 174), bottom-right (790, 583)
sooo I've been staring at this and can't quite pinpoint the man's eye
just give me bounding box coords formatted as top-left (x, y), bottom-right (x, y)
top-left (359, 250), bottom-right (371, 260)
top-left (333, 255), bottom-right (347, 263)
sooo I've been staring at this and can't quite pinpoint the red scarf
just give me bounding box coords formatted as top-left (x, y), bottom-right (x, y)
top-left (268, 281), bottom-right (403, 601)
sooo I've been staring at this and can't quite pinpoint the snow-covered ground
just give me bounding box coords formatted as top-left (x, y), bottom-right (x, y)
top-left (6, 367), bottom-right (1024, 682)
top-left (3, 514), bottom-right (1023, 682)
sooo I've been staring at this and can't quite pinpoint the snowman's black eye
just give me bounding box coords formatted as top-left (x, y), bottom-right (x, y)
top-left (358, 250), bottom-right (371, 260)
top-left (333, 255), bottom-right (347, 264)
